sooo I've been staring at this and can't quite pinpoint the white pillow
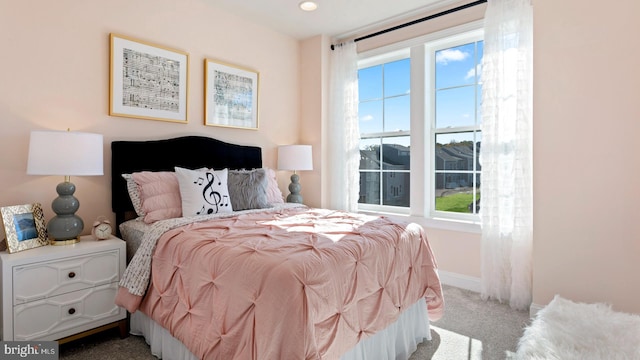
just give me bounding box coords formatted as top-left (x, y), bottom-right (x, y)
top-left (175, 167), bottom-right (233, 216)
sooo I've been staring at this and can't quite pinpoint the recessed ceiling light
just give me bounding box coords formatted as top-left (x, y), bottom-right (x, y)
top-left (299, 1), bottom-right (318, 11)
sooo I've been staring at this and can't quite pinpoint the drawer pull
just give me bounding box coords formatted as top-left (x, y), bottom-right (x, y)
top-left (68, 308), bottom-right (76, 315)
top-left (68, 272), bottom-right (76, 278)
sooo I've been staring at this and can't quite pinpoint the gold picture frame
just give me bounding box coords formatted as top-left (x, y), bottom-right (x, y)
top-left (1, 203), bottom-right (48, 253)
top-left (204, 58), bottom-right (259, 130)
top-left (110, 33), bottom-right (189, 123)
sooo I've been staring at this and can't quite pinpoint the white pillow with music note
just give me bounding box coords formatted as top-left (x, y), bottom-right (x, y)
top-left (175, 167), bottom-right (233, 216)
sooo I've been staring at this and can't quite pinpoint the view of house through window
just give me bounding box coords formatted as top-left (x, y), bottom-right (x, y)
top-left (434, 39), bottom-right (483, 215)
top-left (357, 29), bottom-right (483, 219)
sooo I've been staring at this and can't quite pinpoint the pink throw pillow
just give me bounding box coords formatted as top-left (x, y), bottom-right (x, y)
top-left (131, 171), bottom-right (182, 223)
top-left (264, 168), bottom-right (284, 204)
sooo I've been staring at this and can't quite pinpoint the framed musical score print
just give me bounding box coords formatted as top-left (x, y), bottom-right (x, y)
top-left (204, 58), bottom-right (259, 130)
top-left (110, 33), bottom-right (189, 123)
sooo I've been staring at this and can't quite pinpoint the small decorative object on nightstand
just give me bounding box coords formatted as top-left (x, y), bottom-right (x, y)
top-left (91, 216), bottom-right (113, 240)
top-left (277, 145), bottom-right (313, 204)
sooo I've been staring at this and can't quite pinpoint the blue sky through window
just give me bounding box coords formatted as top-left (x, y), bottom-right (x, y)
top-left (358, 58), bottom-right (411, 136)
top-left (358, 40), bottom-right (484, 139)
top-left (435, 41), bottom-right (483, 129)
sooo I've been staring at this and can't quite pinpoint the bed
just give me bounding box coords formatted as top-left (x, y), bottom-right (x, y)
top-left (111, 136), bottom-right (444, 360)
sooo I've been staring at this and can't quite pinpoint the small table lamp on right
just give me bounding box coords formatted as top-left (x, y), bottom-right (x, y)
top-left (277, 145), bottom-right (313, 203)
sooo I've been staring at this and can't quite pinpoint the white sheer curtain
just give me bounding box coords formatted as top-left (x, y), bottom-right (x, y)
top-left (327, 41), bottom-right (360, 212)
top-left (480, 0), bottom-right (533, 311)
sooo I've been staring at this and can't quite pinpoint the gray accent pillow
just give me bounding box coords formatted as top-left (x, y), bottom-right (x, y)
top-left (228, 168), bottom-right (272, 211)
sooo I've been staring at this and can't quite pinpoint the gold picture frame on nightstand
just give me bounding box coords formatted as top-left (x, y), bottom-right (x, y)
top-left (1, 203), bottom-right (48, 253)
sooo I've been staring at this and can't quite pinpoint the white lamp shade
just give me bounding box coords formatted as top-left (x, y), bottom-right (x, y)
top-left (27, 130), bottom-right (104, 176)
top-left (277, 145), bottom-right (313, 171)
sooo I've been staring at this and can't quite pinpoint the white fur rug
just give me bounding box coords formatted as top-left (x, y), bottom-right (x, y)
top-left (515, 295), bottom-right (640, 360)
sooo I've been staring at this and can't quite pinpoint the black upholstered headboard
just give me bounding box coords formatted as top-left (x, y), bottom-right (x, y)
top-left (111, 136), bottom-right (262, 228)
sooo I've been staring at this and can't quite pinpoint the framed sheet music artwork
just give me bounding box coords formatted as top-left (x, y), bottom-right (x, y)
top-left (110, 33), bottom-right (189, 123)
top-left (205, 59), bottom-right (259, 130)
top-left (1, 203), bottom-right (48, 253)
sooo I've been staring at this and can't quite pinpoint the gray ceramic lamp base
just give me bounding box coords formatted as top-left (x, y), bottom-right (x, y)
top-left (286, 173), bottom-right (303, 204)
top-left (47, 181), bottom-right (83, 244)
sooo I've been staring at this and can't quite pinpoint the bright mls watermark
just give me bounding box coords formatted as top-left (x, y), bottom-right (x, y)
top-left (1, 341), bottom-right (58, 359)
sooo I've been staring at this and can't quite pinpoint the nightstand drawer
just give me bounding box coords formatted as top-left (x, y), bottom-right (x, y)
top-left (13, 249), bottom-right (120, 305)
top-left (13, 282), bottom-right (124, 341)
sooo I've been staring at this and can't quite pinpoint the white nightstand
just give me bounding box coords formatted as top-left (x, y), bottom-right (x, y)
top-left (0, 235), bottom-right (127, 343)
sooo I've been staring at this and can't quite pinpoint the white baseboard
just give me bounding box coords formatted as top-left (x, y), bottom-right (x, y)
top-left (438, 270), bottom-right (481, 293)
top-left (438, 271), bottom-right (543, 318)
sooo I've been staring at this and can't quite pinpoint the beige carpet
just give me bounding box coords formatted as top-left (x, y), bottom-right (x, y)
top-left (60, 285), bottom-right (530, 359)
top-left (410, 286), bottom-right (530, 360)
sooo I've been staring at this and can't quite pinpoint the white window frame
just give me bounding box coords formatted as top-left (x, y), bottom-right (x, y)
top-left (357, 21), bottom-right (484, 233)
top-left (426, 29), bottom-right (484, 224)
top-left (357, 49), bottom-right (412, 215)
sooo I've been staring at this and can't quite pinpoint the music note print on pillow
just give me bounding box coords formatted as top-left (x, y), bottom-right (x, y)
top-left (175, 167), bottom-right (233, 217)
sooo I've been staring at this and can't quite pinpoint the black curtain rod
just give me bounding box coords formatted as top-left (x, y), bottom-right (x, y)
top-left (330, 0), bottom-right (487, 50)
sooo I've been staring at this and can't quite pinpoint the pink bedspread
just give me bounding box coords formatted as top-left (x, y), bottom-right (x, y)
top-left (117, 207), bottom-right (443, 359)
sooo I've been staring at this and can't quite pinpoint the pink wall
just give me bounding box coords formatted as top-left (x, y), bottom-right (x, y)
top-left (533, 0), bottom-right (640, 313)
top-left (298, 35), bottom-right (329, 208)
top-left (0, 0), bottom-right (300, 237)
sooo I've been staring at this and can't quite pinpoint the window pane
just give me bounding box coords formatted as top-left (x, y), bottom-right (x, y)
top-left (358, 56), bottom-right (410, 210)
top-left (359, 172), bottom-right (380, 204)
top-left (435, 42), bottom-right (476, 89)
top-left (382, 136), bottom-right (410, 170)
top-left (477, 41), bottom-right (484, 74)
top-left (360, 138), bottom-right (381, 170)
top-left (434, 132), bottom-right (480, 214)
top-left (476, 132), bottom-right (482, 171)
top-left (384, 59), bottom-right (410, 97)
top-left (472, 173), bottom-right (481, 214)
top-left (383, 172), bottom-right (410, 206)
top-left (359, 100), bottom-right (383, 134)
top-left (476, 84), bottom-right (482, 126)
top-left (358, 65), bottom-right (382, 101)
top-left (435, 171), bottom-right (475, 190)
top-left (435, 179), bottom-right (479, 213)
top-left (435, 132), bottom-right (476, 171)
top-left (384, 95), bottom-right (410, 132)
top-left (436, 86), bottom-right (476, 128)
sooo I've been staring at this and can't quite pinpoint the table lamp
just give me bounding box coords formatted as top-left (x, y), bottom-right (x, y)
top-left (277, 145), bottom-right (313, 203)
top-left (27, 130), bottom-right (104, 245)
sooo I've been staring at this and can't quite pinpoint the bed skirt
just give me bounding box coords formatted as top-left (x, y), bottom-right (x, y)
top-left (130, 297), bottom-right (431, 360)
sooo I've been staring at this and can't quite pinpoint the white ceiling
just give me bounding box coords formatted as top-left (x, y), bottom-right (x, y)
top-left (207, 0), bottom-right (454, 40)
